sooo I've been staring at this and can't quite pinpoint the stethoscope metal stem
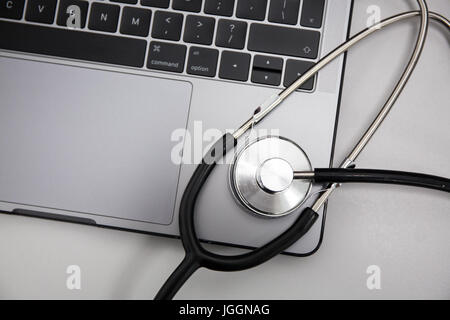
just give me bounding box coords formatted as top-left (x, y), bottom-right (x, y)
top-left (345, 3), bottom-right (429, 164)
top-left (233, 4), bottom-right (450, 212)
top-left (313, 0), bottom-right (431, 212)
top-left (293, 171), bottom-right (315, 179)
top-left (233, 8), bottom-right (450, 142)
top-left (157, 1), bottom-right (450, 299)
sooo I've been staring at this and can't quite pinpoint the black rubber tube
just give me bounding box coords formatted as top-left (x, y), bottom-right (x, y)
top-left (155, 143), bottom-right (450, 299)
top-left (178, 134), bottom-right (319, 272)
top-left (154, 254), bottom-right (199, 300)
top-left (154, 134), bottom-right (319, 299)
top-left (313, 168), bottom-right (450, 192)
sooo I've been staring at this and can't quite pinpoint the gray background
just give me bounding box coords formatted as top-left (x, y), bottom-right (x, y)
top-left (0, 0), bottom-right (449, 299)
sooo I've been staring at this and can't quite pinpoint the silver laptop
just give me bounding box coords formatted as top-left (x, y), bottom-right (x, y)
top-left (0, 0), bottom-right (353, 255)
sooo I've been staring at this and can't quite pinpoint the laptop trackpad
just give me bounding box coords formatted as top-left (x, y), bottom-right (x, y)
top-left (0, 57), bottom-right (192, 225)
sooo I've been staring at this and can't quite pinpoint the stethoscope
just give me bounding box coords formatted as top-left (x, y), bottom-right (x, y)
top-left (155, 1), bottom-right (450, 299)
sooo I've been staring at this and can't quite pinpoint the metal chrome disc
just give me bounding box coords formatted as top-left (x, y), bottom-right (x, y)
top-left (230, 136), bottom-right (312, 218)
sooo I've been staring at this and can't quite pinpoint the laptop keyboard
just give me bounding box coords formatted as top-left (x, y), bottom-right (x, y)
top-left (0, 0), bottom-right (326, 91)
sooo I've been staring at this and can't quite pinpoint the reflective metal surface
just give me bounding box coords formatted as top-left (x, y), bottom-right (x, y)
top-left (233, 8), bottom-right (449, 141)
top-left (232, 4), bottom-right (450, 215)
top-left (230, 136), bottom-right (312, 218)
top-left (257, 158), bottom-right (294, 193)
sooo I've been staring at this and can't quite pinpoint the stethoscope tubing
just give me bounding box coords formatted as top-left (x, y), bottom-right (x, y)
top-left (155, 134), bottom-right (319, 300)
top-left (155, 6), bottom-right (450, 300)
top-left (296, 169), bottom-right (450, 193)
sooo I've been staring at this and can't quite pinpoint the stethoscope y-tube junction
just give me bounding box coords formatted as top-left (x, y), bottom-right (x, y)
top-left (155, 134), bottom-right (320, 300)
top-left (155, 2), bottom-right (450, 300)
top-left (155, 134), bottom-right (450, 299)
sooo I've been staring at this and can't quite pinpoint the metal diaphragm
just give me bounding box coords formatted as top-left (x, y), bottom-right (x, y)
top-left (229, 136), bottom-right (312, 218)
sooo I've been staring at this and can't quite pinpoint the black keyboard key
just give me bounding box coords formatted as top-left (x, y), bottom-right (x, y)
top-left (251, 55), bottom-right (283, 86)
top-left (187, 47), bottom-right (218, 77)
top-left (141, 0), bottom-right (169, 8)
top-left (236, 0), bottom-right (266, 21)
top-left (88, 3), bottom-right (120, 33)
top-left (284, 59), bottom-right (315, 91)
top-left (25, 0), bottom-right (57, 24)
top-left (57, 0), bottom-right (88, 29)
top-left (0, 0), bottom-right (25, 20)
top-left (183, 15), bottom-right (215, 45)
top-left (268, 0), bottom-right (300, 25)
top-left (253, 55), bottom-right (283, 71)
top-left (251, 69), bottom-right (281, 86)
top-left (172, 0), bottom-right (202, 13)
top-left (147, 41), bottom-right (186, 73)
top-left (152, 11), bottom-right (183, 41)
top-left (219, 51), bottom-right (250, 82)
top-left (300, 0), bottom-right (325, 28)
top-left (215, 19), bottom-right (247, 49)
top-left (110, 0), bottom-right (137, 4)
top-left (0, 20), bottom-right (146, 67)
top-left (248, 23), bottom-right (320, 59)
top-left (204, 0), bottom-right (234, 17)
top-left (120, 7), bottom-right (152, 37)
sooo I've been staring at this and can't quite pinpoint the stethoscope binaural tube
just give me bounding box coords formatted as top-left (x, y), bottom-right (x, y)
top-left (155, 4), bottom-right (450, 300)
top-left (155, 134), bottom-right (320, 300)
top-left (179, 135), bottom-right (319, 271)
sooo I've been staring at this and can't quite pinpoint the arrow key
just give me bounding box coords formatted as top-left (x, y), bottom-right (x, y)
top-left (219, 51), bottom-right (251, 82)
top-left (251, 69), bottom-right (281, 86)
top-left (283, 59), bottom-right (315, 91)
top-left (253, 55), bottom-right (283, 72)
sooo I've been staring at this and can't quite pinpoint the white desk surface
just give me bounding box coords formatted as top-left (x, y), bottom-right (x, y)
top-left (1, 0), bottom-right (449, 299)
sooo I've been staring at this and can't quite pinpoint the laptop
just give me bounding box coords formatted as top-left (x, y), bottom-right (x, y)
top-left (0, 0), bottom-right (353, 256)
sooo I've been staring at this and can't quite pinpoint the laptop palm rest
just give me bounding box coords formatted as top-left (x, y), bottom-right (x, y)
top-left (0, 57), bottom-right (192, 225)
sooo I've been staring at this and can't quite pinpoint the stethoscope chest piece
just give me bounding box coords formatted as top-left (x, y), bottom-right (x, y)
top-left (230, 136), bottom-right (312, 218)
